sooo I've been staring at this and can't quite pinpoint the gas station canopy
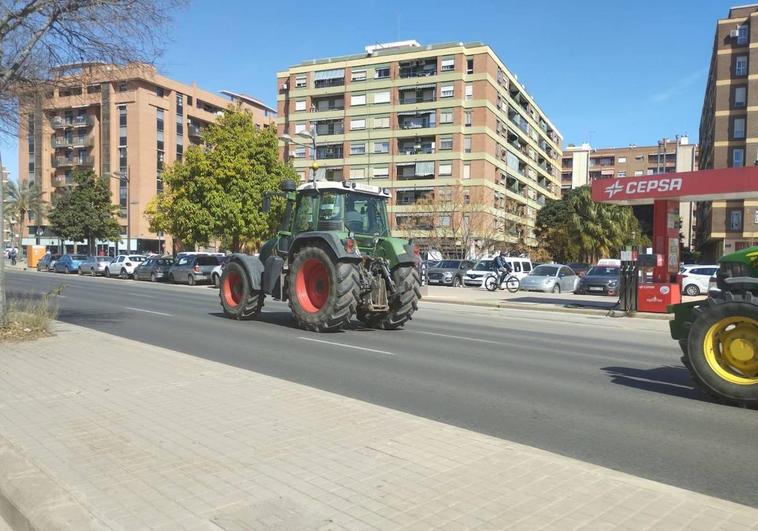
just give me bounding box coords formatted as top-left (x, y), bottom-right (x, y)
top-left (591, 166), bottom-right (758, 205)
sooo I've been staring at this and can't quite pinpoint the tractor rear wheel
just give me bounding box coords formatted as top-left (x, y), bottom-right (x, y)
top-left (683, 293), bottom-right (758, 407)
top-left (358, 265), bottom-right (421, 330)
top-left (288, 245), bottom-right (359, 332)
top-left (219, 261), bottom-right (264, 320)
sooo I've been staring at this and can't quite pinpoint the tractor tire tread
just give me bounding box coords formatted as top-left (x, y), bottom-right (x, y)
top-left (359, 265), bottom-right (421, 330)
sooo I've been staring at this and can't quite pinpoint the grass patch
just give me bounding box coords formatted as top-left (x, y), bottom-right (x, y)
top-left (0, 286), bottom-right (62, 342)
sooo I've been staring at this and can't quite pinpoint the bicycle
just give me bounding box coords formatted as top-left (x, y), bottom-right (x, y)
top-left (484, 271), bottom-right (520, 293)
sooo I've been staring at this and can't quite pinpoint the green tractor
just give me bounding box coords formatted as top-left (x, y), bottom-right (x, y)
top-left (218, 179), bottom-right (422, 332)
top-left (670, 246), bottom-right (758, 407)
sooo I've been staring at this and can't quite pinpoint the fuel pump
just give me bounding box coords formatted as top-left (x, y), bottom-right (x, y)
top-left (618, 251), bottom-right (639, 313)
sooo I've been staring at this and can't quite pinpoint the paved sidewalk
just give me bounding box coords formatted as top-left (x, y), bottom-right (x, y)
top-left (1, 324), bottom-right (757, 530)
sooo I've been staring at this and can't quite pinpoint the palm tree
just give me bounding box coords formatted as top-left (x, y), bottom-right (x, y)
top-left (4, 180), bottom-right (46, 244)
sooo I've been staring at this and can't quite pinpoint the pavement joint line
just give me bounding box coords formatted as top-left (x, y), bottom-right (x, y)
top-left (124, 307), bottom-right (173, 317)
top-left (298, 336), bottom-right (396, 356)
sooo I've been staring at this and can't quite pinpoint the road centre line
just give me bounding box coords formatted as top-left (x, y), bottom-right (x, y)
top-left (298, 336), bottom-right (395, 356)
top-left (125, 307), bottom-right (173, 317)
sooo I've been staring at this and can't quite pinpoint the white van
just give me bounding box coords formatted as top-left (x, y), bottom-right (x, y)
top-left (462, 256), bottom-right (533, 287)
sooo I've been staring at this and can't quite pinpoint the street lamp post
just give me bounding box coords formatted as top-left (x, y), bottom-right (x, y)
top-left (107, 166), bottom-right (131, 254)
top-left (280, 123), bottom-right (319, 182)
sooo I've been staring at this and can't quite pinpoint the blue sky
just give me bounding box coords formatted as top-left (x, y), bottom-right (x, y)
top-left (0, 0), bottom-right (739, 181)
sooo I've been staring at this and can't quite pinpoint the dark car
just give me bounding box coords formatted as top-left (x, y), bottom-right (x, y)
top-left (36, 253), bottom-right (60, 272)
top-left (426, 260), bottom-right (474, 287)
top-left (53, 254), bottom-right (88, 274)
top-left (167, 254), bottom-right (219, 285)
top-left (568, 262), bottom-right (590, 278)
top-left (574, 265), bottom-right (620, 296)
top-left (134, 256), bottom-right (175, 282)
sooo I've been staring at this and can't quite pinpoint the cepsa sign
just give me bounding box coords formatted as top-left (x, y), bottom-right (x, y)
top-left (592, 166), bottom-right (758, 204)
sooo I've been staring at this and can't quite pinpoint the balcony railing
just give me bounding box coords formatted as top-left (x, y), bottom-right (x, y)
top-left (188, 123), bottom-right (203, 137)
top-left (52, 175), bottom-right (75, 187)
top-left (52, 135), bottom-right (93, 148)
top-left (52, 155), bottom-right (94, 168)
top-left (398, 115), bottom-right (436, 130)
top-left (52, 115), bottom-right (94, 129)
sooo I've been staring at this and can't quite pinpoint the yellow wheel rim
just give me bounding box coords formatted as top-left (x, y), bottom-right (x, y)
top-left (703, 316), bottom-right (758, 385)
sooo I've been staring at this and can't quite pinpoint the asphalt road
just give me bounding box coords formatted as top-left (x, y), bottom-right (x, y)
top-left (6, 269), bottom-right (758, 508)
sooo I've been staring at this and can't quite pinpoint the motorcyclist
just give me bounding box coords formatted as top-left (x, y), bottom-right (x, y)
top-left (493, 251), bottom-right (512, 286)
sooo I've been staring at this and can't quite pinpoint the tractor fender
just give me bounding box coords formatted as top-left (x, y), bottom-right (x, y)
top-left (262, 255), bottom-right (284, 297)
top-left (229, 253), bottom-right (264, 291)
top-left (289, 232), bottom-right (360, 262)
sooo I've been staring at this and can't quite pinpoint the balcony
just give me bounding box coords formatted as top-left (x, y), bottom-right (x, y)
top-left (51, 175), bottom-right (75, 187)
top-left (398, 111), bottom-right (436, 130)
top-left (313, 69), bottom-right (345, 89)
top-left (396, 161), bottom-right (435, 180)
top-left (398, 136), bottom-right (435, 155)
top-left (315, 144), bottom-right (344, 159)
top-left (399, 59), bottom-right (437, 79)
top-left (52, 135), bottom-right (93, 148)
top-left (312, 96), bottom-right (344, 112)
top-left (314, 119), bottom-right (344, 136)
top-left (398, 85), bottom-right (436, 105)
top-left (52, 155), bottom-right (94, 168)
top-left (52, 115), bottom-right (94, 129)
top-left (188, 122), bottom-right (204, 138)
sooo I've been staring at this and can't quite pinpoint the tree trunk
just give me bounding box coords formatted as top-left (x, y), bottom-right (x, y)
top-left (232, 233), bottom-right (240, 253)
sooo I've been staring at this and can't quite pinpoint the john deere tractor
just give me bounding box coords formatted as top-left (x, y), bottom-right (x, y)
top-left (670, 246), bottom-right (758, 407)
top-left (218, 179), bottom-right (422, 332)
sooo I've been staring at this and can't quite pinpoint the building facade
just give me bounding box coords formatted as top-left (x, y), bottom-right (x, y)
top-left (17, 63), bottom-right (276, 253)
top-left (276, 41), bottom-right (563, 256)
top-left (698, 4), bottom-right (758, 259)
top-left (561, 138), bottom-right (698, 250)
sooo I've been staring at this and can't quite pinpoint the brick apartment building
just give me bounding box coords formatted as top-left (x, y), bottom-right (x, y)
top-left (698, 4), bottom-right (758, 259)
top-left (17, 63), bottom-right (276, 253)
top-left (561, 138), bottom-right (698, 250)
top-left (276, 40), bottom-right (562, 255)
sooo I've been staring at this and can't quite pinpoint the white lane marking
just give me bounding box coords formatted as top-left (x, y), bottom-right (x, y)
top-left (125, 307), bottom-right (172, 317)
top-left (298, 336), bottom-right (395, 356)
top-left (412, 330), bottom-right (501, 345)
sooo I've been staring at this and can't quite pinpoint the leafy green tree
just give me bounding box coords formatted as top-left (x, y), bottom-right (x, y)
top-left (4, 179), bottom-right (46, 240)
top-left (146, 105), bottom-right (297, 252)
top-left (47, 170), bottom-right (121, 255)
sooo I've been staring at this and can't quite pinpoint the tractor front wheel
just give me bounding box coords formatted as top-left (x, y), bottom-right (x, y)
top-left (288, 245), bottom-right (359, 332)
top-left (683, 293), bottom-right (758, 407)
top-left (359, 265), bottom-right (421, 330)
top-left (219, 261), bottom-right (264, 320)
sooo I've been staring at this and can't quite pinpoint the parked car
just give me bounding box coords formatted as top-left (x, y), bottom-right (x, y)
top-left (79, 256), bottom-right (114, 276)
top-left (104, 254), bottom-right (146, 279)
top-left (168, 254), bottom-right (219, 285)
top-left (462, 256), bottom-right (533, 286)
top-left (36, 253), bottom-right (60, 272)
top-left (427, 260), bottom-right (474, 287)
top-left (53, 254), bottom-right (88, 274)
top-left (210, 255), bottom-right (232, 288)
top-left (574, 265), bottom-right (620, 296)
top-left (568, 262), bottom-right (590, 278)
top-left (680, 264), bottom-right (719, 296)
top-left (520, 264), bottom-right (579, 293)
top-left (134, 256), bottom-right (175, 282)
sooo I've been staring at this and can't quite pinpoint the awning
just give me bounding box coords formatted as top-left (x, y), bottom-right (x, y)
top-left (400, 83), bottom-right (436, 91)
top-left (397, 110), bottom-right (431, 117)
top-left (441, 58), bottom-right (455, 67)
top-left (601, 169), bottom-right (615, 176)
top-left (313, 69), bottom-right (345, 81)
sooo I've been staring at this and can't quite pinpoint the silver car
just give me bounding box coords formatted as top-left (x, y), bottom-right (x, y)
top-left (520, 264), bottom-right (579, 294)
top-left (79, 256), bottom-right (114, 276)
top-left (168, 254), bottom-right (220, 285)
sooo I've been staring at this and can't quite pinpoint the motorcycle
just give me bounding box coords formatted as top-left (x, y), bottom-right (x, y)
top-left (483, 271), bottom-right (520, 293)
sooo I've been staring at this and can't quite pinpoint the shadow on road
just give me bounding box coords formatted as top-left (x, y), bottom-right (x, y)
top-left (57, 309), bottom-right (128, 326)
top-left (602, 365), bottom-right (712, 402)
top-left (207, 311), bottom-right (391, 333)
top-left (508, 296), bottom-right (616, 310)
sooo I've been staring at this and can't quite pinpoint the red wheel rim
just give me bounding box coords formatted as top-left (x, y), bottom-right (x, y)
top-left (223, 270), bottom-right (243, 308)
top-left (296, 258), bottom-right (330, 313)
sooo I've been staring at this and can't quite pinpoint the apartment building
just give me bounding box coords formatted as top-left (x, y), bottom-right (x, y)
top-left (17, 63), bottom-right (276, 253)
top-left (276, 40), bottom-right (563, 255)
top-left (697, 4), bottom-right (758, 259)
top-left (561, 138), bottom-right (698, 249)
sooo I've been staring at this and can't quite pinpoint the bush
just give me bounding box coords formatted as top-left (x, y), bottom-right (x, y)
top-left (0, 286), bottom-right (61, 342)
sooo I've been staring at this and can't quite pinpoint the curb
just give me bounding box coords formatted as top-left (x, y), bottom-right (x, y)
top-left (0, 434), bottom-right (105, 530)
top-left (423, 296), bottom-right (672, 320)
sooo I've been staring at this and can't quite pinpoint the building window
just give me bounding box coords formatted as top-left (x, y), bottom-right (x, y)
top-left (754, 209), bottom-right (758, 224)
top-left (351, 94), bottom-right (366, 106)
top-left (373, 141), bottom-right (389, 154)
top-left (373, 116), bottom-right (390, 128)
top-left (156, 86), bottom-right (165, 97)
top-left (350, 118), bottom-right (366, 130)
top-left (738, 24), bottom-right (749, 45)
top-left (374, 67), bottom-right (390, 79)
top-left (464, 110), bottom-right (472, 127)
top-left (465, 84), bottom-right (473, 101)
top-left (350, 167), bottom-right (366, 179)
top-left (734, 117), bottom-right (746, 139)
top-left (463, 190), bottom-right (470, 205)
top-left (372, 167), bottom-right (389, 179)
top-left (117, 81), bottom-right (128, 92)
top-left (441, 57), bottom-right (455, 71)
top-left (350, 142), bottom-right (366, 155)
top-left (736, 55), bottom-right (748, 77)
top-left (466, 57), bottom-right (474, 74)
top-left (439, 162), bottom-right (452, 176)
top-left (439, 136), bottom-right (453, 150)
top-left (295, 100), bottom-right (307, 111)
top-left (728, 209), bottom-right (743, 231)
top-left (463, 163), bottom-right (471, 180)
top-left (351, 69), bottom-right (367, 82)
top-left (373, 91), bottom-right (390, 104)
top-left (440, 85), bottom-right (454, 98)
top-left (732, 147), bottom-right (745, 167)
top-left (634, 170), bottom-right (643, 176)
top-left (464, 136), bottom-right (472, 153)
top-left (118, 105), bottom-right (127, 146)
top-left (618, 156), bottom-right (627, 163)
top-left (439, 109), bottom-right (453, 124)
top-left (294, 123), bottom-right (306, 134)
top-left (295, 75), bottom-right (307, 88)
top-left (293, 146), bottom-right (306, 158)
top-left (618, 171), bottom-right (626, 177)
top-left (734, 86), bottom-right (747, 108)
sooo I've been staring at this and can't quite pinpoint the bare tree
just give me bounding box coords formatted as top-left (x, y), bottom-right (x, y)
top-left (0, 0), bottom-right (185, 132)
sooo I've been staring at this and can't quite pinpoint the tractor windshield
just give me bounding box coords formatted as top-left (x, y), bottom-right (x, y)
top-left (317, 191), bottom-right (389, 236)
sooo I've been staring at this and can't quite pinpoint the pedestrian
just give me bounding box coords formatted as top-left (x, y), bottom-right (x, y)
top-left (9, 247), bottom-right (17, 266)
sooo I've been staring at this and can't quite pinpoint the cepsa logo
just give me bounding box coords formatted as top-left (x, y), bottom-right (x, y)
top-left (605, 177), bottom-right (683, 198)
